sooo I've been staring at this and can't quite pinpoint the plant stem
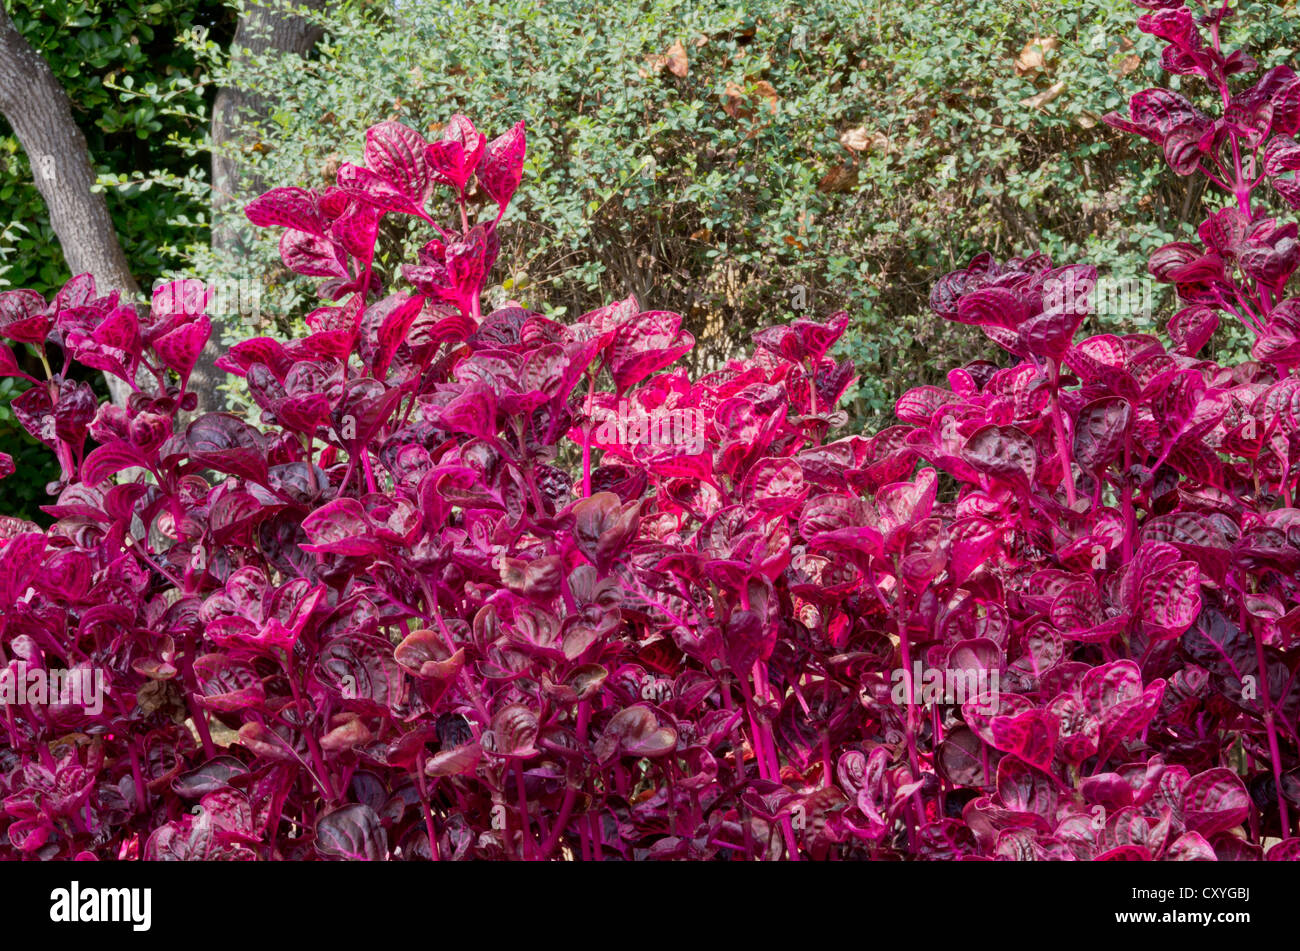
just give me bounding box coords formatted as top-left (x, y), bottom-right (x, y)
top-left (581, 370), bottom-right (597, 496)
top-left (1120, 434), bottom-right (1134, 566)
top-left (514, 760), bottom-right (536, 860)
top-left (1244, 599), bottom-right (1292, 838)
top-left (179, 644), bottom-right (217, 759)
top-left (361, 449), bottom-right (379, 494)
top-left (1047, 358), bottom-right (1077, 507)
top-left (414, 753), bottom-right (442, 861)
top-left (285, 654), bottom-right (338, 804)
top-left (892, 563), bottom-right (925, 845)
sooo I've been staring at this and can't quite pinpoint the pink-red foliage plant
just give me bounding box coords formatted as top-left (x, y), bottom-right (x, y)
top-left (1, 0), bottom-right (1300, 860)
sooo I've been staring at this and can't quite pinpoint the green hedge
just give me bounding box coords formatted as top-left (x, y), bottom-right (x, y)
top-left (184, 0), bottom-right (1297, 426)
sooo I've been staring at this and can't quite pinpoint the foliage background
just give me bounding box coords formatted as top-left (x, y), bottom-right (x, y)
top-left (190, 0), bottom-right (1297, 418)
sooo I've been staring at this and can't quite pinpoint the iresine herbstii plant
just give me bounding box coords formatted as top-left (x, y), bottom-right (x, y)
top-left (2, 0), bottom-right (1300, 862)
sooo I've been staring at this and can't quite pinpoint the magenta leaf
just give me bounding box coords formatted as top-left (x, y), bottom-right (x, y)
top-left (244, 186), bottom-right (326, 235)
top-left (315, 804), bottom-right (388, 861)
top-left (80, 442), bottom-right (147, 485)
top-left (0, 288), bottom-right (52, 343)
top-left (478, 120), bottom-right (526, 210)
top-left (279, 229), bottom-right (349, 278)
top-left (153, 315), bottom-right (211, 385)
top-left (989, 710), bottom-right (1058, 772)
top-left (608, 310), bottom-right (694, 392)
top-left (1073, 397), bottom-right (1132, 473)
top-left (301, 498), bottom-right (384, 557)
top-left (962, 424), bottom-right (1037, 486)
top-left (364, 120), bottom-right (433, 205)
top-left (1181, 768), bottom-right (1250, 837)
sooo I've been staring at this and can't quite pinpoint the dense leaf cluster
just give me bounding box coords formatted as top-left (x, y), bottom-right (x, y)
top-left (1, 0), bottom-right (1300, 860)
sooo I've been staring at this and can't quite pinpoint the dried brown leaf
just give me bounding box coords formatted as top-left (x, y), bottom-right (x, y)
top-left (1015, 35), bottom-right (1059, 75)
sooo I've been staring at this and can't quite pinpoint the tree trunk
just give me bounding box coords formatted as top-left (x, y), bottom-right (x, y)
top-left (210, 0), bottom-right (327, 240)
top-left (192, 0), bottom-right (327, 411)
top-left (0, 7), bottom-right (136, 406)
